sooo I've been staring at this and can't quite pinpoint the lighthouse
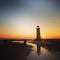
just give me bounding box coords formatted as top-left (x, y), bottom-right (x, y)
top-left (36, 25), bottom-right (41, 40)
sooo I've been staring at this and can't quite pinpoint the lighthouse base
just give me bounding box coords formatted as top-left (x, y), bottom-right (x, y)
top-left (33, 39), bottom-right (41, 45)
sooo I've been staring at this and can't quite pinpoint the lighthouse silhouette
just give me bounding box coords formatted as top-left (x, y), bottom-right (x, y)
top-left (36, 25), bottom-right (41, 40)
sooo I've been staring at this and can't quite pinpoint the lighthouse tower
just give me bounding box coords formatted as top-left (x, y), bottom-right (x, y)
top-left (36, 25), bottom-right (41, 40)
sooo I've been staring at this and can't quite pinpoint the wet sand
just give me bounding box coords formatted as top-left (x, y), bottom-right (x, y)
top-left (0, 39), bottom-right (60, 60)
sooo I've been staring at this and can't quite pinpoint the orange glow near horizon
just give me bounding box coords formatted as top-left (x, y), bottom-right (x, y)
top-left (41, 33), bottom-right (46, 39)
top-left (0, 26), bottom-right (60, 39)
top-left (0, 32), bottom-right (60, 39)
top-left (0, 34), bottom-right (36, 39)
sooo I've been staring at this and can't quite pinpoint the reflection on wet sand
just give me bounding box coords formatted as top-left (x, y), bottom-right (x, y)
top-left (42, 44), bottom-right (60, 55)
top-left (36, 41), bottom-right (60, 56)
top-left (27, 40), bottom-right (60, 60)
top-left (36, 43), bottom-right (41, 55)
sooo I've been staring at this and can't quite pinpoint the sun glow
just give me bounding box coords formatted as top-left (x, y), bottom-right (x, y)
top-left (41, 33), bottom-right (46, 39)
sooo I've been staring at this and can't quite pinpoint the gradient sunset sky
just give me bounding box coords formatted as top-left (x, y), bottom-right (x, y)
top-left (0, 0), bottom-right (60, 39)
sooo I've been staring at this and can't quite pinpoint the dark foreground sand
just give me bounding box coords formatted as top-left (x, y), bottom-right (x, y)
top-left (0, 41), bottom-right (32, 60)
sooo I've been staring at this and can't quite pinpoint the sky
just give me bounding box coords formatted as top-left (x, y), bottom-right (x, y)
top-left (0, 0), bottom-right (60, 39)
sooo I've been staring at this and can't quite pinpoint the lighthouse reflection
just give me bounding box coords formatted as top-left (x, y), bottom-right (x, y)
top-left (37, 43), bottom-right (41, 55)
